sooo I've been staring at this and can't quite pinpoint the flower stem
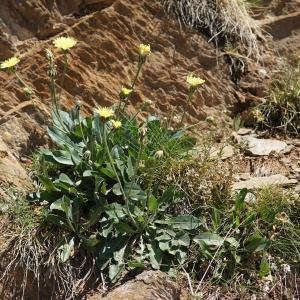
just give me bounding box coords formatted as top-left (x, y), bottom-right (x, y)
top-left (58, 52), bottom-right (68, 108)
top-left (103, 125), bottom-right (137, 228)
top-left (118, 60), bottom-right (144, 117)
top-left (180, 89), bottom-right (194, 127)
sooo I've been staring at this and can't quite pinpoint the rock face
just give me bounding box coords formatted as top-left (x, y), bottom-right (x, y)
top-left (0, 136), bottom-right (30, 190)
top-left (89, 271), bottom-right (186, 300)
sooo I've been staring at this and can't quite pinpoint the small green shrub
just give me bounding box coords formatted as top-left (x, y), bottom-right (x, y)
top-left (254, 60), bottom-right (300, 135)
top-left (255, 187), bottom-right (300, 264)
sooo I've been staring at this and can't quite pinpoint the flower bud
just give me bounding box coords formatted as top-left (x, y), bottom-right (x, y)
top-left (154, 150), bottom-right (164, 159)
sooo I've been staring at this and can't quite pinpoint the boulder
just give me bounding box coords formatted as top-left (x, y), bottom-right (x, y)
top-left (89, 271), bottom-right (187, 300)
top-left (233, 174), bottom-right (298, 190)
top-left (241, 135), bottom-right (288, 156)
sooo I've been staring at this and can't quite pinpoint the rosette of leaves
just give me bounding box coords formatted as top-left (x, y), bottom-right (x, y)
top-left (28, 106), bottom-right (207, 281)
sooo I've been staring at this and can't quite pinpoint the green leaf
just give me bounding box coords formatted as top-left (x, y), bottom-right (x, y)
top-left (100, 166), bottom-right (116, 179)
top-left (105, 203), bottom-right (126, 220)
top-left (113, 243), bottom-right (127, 263)
top-left (124, 183), bottom-right (146, 201)
top-left (58, 173), bottom-right (74, 186)
top-left (245, 233), bottom-right (270, 252)
top-left (83, 170), bottom-right (94, 177)
top-left (148, 195), bottom-right (158, 212)
top-left (172, 233), bottom-right (190, 247)
top-left (42, 149), bottom-right (74, 165)
top-left (127, 156), bottom-right (134, 179)
top-left (128, 261), bottom-right (145, 269)
top-left (211, 208), bottom-right (221, 231)
top-left (46, 213), bottom-right (69, 228)
top-left (146, 242), bottom-right (162, 270)
top-left (235, 188), bottom-right (248, 212)
top-left (115, 222), bottom-right (136, 233)
top-left (259, 256), bottom-right (270, 277)
top-left (71, 149), bottom-right (82, 166)
top-left (109, 263), bottom-right (124, 283)
top-left (58, 237), bottom-right (75, 262)
top-left (165, 215), bottom-right (202, 230)
top-left (38, 175), bottom-right (60, 192)
top-left (112, 183), bottom-right (122, 196)
top-left (47, 126), bottom-right (75, 149)
top-left (83, 205), bottom-right (104, 230)
top-left (80, 234), bottom-right (100, 249)
top-left (194, 233), bottom-right (224, 247)
top-left (50, 196), bottom-right (72, 221)
top-left (159, 187), bottom-right (175, 206)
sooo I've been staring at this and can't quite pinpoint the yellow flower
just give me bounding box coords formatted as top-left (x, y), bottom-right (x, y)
top-left (0, 56), bottom-right (20, 69)
top-left (95, 106), bottom-right (114, 119)
top-left (120, 87), bottom-right (133, 97)
top-left (187, 74), bottom-right (205, 88)
top-left (138, 44), bottom-right (151, 57)
top-left (53, 37), bottom-right (77, 51)
top-left (111, 120), bottom-right (122, 129)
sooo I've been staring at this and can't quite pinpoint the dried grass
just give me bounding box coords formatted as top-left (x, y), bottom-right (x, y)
top-left (162, 0), bottom-right (262, 60)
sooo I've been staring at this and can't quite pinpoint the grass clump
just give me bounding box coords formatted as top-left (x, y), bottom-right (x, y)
top-left (253, 59), bottom-right (300, 135)
top-left (161, 0), bottom-right (262, 59)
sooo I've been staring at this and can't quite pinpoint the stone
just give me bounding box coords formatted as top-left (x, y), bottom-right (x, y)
top-left (240, 135), bottom-right (288, 156)
top-left (239, 173), bottom-right (251, 181)
top-left (90, 271), bottom-right (187, 300)
top-left (237, 128), bottom-right (253, 135)
top-left (233, 174), bottom-right (298, 190)
top-left (0, 137), bottom-right (30, 190)
top-left (245, 192), bottom-right (257, 204)
top-left (210, 145), bottom-right (235, 160)
top-left (291, 165), bottom-right (300, 173)
top-left (281, 145), bottom-right (294, 155)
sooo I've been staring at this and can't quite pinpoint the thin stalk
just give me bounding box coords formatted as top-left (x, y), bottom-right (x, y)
top-left (58, 52), bottom-right (68, 107)
top-left (118, 59), bottom-right (144, 117)
top-left (127, 141), bottom-right (144, 198)
top-left (103, 124), bottom-right (137, 228)
top-left (77, 108), bottom-right (86, 144)
top-left (180, 89), bottom-right (195, 127)
top-left (14, 71), bottom-right (29, 89)
top-left (131, 60), bottom-right (143, 90)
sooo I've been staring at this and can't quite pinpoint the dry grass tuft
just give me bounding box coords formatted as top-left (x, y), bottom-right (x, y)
top-left (0, 194), bottom-right (99, 300)
top-left (162, 0), bottom-right (262, 60)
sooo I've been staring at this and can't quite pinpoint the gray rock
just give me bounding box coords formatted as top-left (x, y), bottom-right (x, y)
top-left (239, 173), bottom-right (251, 181)
top-left (233, 174), bottom-right (298, 190)
top-left (91, 271), bottom-right (187, 300)
top-left (237, 128), bottom-right (253, 135)
top-left (210, 145), bottom-right (235, 160)
top-left (240, 135), bottom-right (288, 156)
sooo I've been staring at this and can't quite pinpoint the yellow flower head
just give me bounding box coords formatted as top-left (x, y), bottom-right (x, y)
top-left (138, 44), bottom-right (151, 57)
top-left (53, 37), bottom-right (77, 51)
top-left (187, 74), bottom-right (205, 88)
top-left (120, 87), bottom-right (133, 97)
top-left (95, 106), bottom-right (114, 119)
top-left (0, 56), bottom-right (20, 69)
top-left (111, 120), bottom-right (122, 129)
